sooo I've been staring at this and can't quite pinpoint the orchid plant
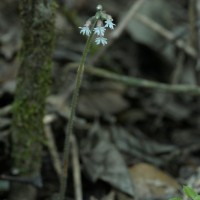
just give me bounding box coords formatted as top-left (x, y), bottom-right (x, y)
top-left (59, 5), bottom-right (115, 200)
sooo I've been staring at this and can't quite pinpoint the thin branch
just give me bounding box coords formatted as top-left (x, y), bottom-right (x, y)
top-left (67, 63), bottom-right (200, 96)
top-left (188, 0), bottom-right (197, 47)
top-left (44, 124), bottom-right (62, 179)
top-left (90, 0), bottom-right (146, 65)
top-left (110, 0), bottom-right (146, 39)
top-left (135, 13), bottom-right (197, 58)
top-left (187, 0), bottom-right (200, 84)
top-left (196, 0), bottom-right (200, 71)
top-left (71, 134), bottom-right (83, 200)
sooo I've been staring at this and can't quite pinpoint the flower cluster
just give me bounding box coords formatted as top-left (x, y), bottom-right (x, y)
top-left (79, 5), bottom-right (115, 46)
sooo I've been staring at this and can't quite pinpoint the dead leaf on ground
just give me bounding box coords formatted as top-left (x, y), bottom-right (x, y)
top-left (129, 163), bottom-right (180, 200)
top-left (80, 122), bottom-right (134, 196)
top-left (110, 125), bottom-right (176, 165)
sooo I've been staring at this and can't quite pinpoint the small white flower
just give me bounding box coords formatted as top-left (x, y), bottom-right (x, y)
top-left (94, 26), bottom-right (106, 36)
top-left (95, 37), bottom-right (107, 46)
top-left (105, 18), bottom-right (115, 29)
top-left (79, 26), bottom-right (91, 36)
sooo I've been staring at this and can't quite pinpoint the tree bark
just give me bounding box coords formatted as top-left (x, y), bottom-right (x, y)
top-left (9, 0), bottom-right (56, 199)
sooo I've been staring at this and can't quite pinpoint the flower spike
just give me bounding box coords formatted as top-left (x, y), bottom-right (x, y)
top-left (79, 5), bottom-right (115, 45)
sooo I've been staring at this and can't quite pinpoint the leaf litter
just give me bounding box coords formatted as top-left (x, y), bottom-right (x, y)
top-left (1, 0), bottom-right (200, 200)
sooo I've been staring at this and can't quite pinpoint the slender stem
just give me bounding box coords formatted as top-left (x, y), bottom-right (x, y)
top-left (66, 63), bottom-right (200, 96)
top-left (59, 26), bottom-right (95, 200)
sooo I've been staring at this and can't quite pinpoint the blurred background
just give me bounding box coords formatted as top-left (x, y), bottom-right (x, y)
top-left (1, 0), bottom-right (200, 200)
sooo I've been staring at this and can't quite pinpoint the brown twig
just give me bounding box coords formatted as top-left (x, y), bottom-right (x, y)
top-left (0, 105), bottom-right (11, 116)
top-left (110, 0), bottom-right (146, 39)
top-left (196, 0), bottom-right (200, 72)
top-left (71, 134), bottom-right (83, 200)
top-left (188, 0), bottom-right (197, 47)
top-left (44, 122), bottom-right (62, 179)
top-left (187, 0), bottom-right (200, 85)
top-left (135, 13), bottom-right (197, 58)
top-left (90, 0), bottom-right (146, 65)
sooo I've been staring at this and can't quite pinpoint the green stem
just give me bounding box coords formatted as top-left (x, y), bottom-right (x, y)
top-left (66, 63), bottom-right (200, 96)
top-left (59, 27), bottom-right (95, 200)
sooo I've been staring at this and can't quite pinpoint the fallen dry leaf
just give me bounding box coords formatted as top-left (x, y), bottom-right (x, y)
top-left (129, 163), bottom-right (180, 200)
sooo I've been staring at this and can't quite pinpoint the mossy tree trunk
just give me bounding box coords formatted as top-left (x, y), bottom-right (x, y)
top-left (9, 1), bottom-right (56, 200)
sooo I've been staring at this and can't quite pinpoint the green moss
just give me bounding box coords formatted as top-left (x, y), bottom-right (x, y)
top-left (11, 0), bottom-right (56, 175)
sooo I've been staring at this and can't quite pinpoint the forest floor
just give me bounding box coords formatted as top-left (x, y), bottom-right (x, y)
top-left (1, 0), bottom-right (200, 200)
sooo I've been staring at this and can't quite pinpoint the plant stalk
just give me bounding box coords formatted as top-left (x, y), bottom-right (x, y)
top-left (59, 27), bottom-right (95, 200)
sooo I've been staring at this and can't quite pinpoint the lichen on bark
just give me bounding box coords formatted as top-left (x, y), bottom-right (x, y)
top-left (10, 0), bottom-right (56, 199)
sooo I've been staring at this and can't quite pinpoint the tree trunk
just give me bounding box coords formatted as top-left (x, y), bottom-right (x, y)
top-left (9, 1), bottom-right (56, 199)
